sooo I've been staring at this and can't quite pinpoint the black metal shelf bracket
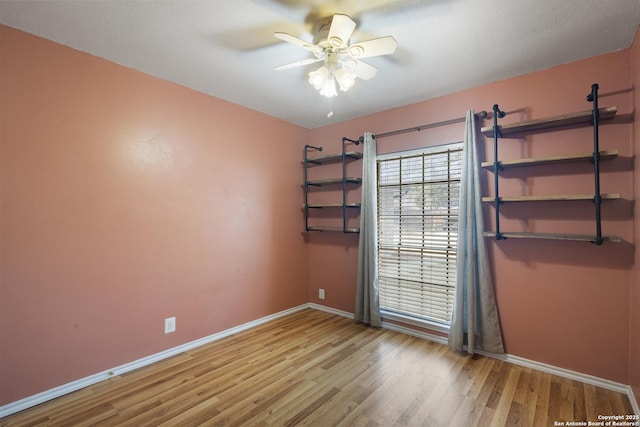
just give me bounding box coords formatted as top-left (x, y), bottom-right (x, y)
top-left (492, 104), bottom-right (507, 240)
top-left (587, 83), bottom-right (603, 245)
top-left (341, 137), bottom-right (361, 233)
top-left (302, 139), bottom-right (362, 234)
top-left (303, 145), bottom-right (323, 232)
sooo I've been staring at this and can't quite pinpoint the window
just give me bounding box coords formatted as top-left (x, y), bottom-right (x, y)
top-left (377, 143), bottom-right (462, 326)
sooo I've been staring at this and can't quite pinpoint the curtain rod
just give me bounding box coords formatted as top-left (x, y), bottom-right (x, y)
top-left (368, 110), bottom-right (488, 140)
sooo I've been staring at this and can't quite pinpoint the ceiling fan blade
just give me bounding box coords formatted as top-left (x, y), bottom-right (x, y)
top-left (327, 14), bottom-right (356, 48)
top-left (348, 60), bottom-right (378, 80)
top-left (274, 57), bottom-right (324, 70)
top-left (348, 36), bottom-right (398, 59)
top-left (274, 32), bottom-right (322, 54)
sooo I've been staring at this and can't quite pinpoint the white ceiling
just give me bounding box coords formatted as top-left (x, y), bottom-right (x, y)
top-left (1, 0), bottom-right (639, 128)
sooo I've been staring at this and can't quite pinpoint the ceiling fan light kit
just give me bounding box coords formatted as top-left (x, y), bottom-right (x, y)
top-left (274, 13), bottom-right (397, 98)
top-left (308, 51), bottom-right (356, 98)
top-left (309, 66), bottom-right (356, 98)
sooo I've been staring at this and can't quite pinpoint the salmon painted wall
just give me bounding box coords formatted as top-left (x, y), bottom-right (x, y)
top-left (307, 50), bottom-right (634, 384)
top-left (0, 25), bottom-right (308, 405)
top-left (630, 26), bottom-right (640, 408)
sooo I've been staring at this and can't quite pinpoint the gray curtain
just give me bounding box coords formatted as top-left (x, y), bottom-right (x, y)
top-left (354, 132), bottom-right (381, 327)
top-left (448, 110), bottom-right (504, 354)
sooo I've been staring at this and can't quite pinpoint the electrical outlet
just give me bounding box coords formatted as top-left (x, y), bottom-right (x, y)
top-left (319, 289), bottom-right (325, 300)
top-left (164, 317), bottom-right (176, 334)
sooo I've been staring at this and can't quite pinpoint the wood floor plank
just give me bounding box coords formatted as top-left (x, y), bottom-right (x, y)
top-left (492, 366), bottom-right (521, 426)
top-left (533, 369), bottom-right (552, 425)
top-left (261, 382), bottom-right (346, 425)
top-left (466, 355), bottom-right (495, 400)
top-left (1, 309), bottom-right (634, 427)
top-left (572, 380), bottom-right (587, 421)
top-left (584, 383), bottom-right (599, 421)
top-left (515, 369), bottom-right (538, 426)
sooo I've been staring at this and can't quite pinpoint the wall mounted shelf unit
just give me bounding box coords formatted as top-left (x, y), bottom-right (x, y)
top-left (483, 83), bottom-right (620, 245)
top-left (302, 138), bottom-right (362, 233)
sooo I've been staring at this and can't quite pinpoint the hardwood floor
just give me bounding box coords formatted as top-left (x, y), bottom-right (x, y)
top-left (1, 309), bottom-right (634, 426)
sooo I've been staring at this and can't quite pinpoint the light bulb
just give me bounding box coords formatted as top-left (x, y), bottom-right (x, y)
top-left (309, 66), bottom-right (337, 97)
top-left (335, 68), bottom-right (356, 92)
top-left (319, 75), bottom-right (337, 97)
top-left (309, 66), bottom-right (329, 90)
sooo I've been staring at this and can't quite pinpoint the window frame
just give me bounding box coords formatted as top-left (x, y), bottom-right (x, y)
top-left (376, 142), bottom-right (462, 331)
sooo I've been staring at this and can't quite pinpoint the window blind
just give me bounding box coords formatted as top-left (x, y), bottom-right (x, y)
top-left (377, 143), bottom-right (462, 324)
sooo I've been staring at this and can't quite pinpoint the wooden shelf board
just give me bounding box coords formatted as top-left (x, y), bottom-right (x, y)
top-left (306, 177), bottom-right (362, 186)
top-left (306, 226), bottom-right (360, 233)
top-left (481, 106), bottom-right (617, 137)
top-left (305, 151), bottom-right (363, 164)
top-left (483, 231), bottom-right (621, 243)
top-left (304, 203), bottom-right (361, 208)
top-left (482, 193), bottom-right (620, 203)
top-left (481, 150), bottom-right (619, 169)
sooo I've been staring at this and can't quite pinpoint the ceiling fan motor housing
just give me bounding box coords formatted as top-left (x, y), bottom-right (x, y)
top-left (312, 16), bottom-right (339, 49)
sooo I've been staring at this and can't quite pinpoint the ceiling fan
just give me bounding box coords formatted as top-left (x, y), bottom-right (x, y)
top-left (274, 14), bottom-right (397, 97)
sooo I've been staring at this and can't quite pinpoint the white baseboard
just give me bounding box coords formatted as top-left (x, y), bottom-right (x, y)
top-left (307, 303), bottom-right (352, 319)
top-left (2, 303), bottom-right (638, 418)
top-left (0, 304), bottom-right (310, 419)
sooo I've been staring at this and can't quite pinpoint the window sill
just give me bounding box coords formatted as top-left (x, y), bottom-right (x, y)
top-left (381, 310), bottom-right (450, 335)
